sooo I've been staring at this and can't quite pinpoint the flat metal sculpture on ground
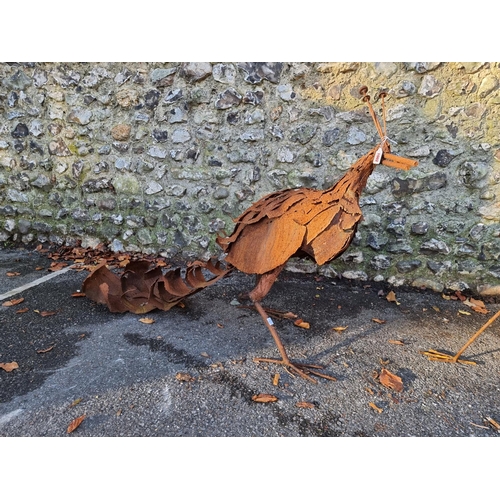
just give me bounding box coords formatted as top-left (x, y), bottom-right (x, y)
top-left (83, 88), bottom-right (419, 382)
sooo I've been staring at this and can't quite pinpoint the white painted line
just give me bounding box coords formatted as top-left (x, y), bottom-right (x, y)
top-left (0, 266), bottom-right (74, 301)
top-left (0, 409), bottom-right (24, 426)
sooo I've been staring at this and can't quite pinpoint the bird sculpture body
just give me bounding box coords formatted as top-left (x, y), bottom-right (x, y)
top-left (212, 90), bottom-right (417, 381)
top-left (83, 88), bottom-right (418, 383)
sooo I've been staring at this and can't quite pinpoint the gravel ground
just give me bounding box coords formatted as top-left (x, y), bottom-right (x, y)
top-left (1, 247), bottom-right (499, 439)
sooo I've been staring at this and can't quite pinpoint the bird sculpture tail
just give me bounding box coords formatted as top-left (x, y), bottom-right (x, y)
top-left (82, 258), bottom-right (231, 314)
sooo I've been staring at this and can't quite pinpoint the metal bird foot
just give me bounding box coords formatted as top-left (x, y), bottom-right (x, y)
top-left (422, 310), bottom-right (500, 366)
top-left (420, 349), bottom-right (477, 365)
top-left (253, 357), bottom-right (337, 383)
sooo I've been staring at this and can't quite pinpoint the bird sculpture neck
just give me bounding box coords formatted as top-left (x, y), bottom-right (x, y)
top-left (324, 144), bottom-right (387, 200)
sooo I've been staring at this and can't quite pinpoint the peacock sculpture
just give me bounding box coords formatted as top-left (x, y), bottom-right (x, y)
top-left (83, 87), bottom-right (419, 382)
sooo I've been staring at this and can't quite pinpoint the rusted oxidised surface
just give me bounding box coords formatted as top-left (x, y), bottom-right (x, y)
top-left (82, 259), bottom-right (230, 314)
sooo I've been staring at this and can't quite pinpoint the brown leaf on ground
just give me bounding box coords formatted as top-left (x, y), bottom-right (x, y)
top-left (49, 262), bottom-right (68, 272)
top-left (386, 291), bottom-right (400, 305)
top-left (67, 414), bottom-right (86, 434)
top-left (139, 317), bottom-right (155, 324)
top-left (71, 292), bottom-right (86, 297)
top-left (331, 326), bottom-right (348, 332)
top-left (176, 372), bottom-right (195, 382)
top-left (471, 305), bottom-right (489, 314)
top-left (6, 271), bottom-right (21, 277)
top-left (379, 368), bottom-right (403, 392)
top-left (0, 361), bottom-right (19, 372)
top-left (372, 318), bottom-right (386, 324)
top-left (251, 394), bottom-right (278, 403)
top-left (455, 290), bottom-right (467, 301)
top-left (296, 401), bottom-right (316, 409)
top-left (388, 339), bottom-right (404, 345)
top-left (37, 345), bottom-right (55, 354)
top-left (294, 318), bottom-right (310, 329)
top-left (36, 310), bottom-right (58, 317)
top-left (16, 307), bottom-right (29, 314)
top-left (3, 297), bottom-right (25, 307)
top-left (272, 373), bottom-right (280, 386)
top-left (369, 402), bottom-right (383, 413)
top-left (465, 298), bottom-right (489, 314)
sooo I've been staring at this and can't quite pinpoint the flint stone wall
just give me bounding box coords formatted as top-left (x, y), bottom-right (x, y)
top-left (1, 62), bottom-right (499, 295)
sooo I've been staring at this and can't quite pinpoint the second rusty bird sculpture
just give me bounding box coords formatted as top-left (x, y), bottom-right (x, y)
top-left (83, 88), bottom-right (418, 383)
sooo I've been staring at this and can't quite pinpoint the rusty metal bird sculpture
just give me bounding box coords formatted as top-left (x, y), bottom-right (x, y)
top-left (83, 87), bottom-right (418, 383)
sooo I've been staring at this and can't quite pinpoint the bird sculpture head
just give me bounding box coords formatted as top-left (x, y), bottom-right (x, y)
top-left (360, 86), bottom-right (418, 172)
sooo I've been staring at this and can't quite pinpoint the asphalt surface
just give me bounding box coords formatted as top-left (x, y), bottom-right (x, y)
top-left (1, 247), bottom-right (499, 437)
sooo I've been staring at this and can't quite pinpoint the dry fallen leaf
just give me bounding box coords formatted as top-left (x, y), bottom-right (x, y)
top-left (71, 292), bottom-right (86, 298)
top-left (331, 326), bottom-right (348, 333)
top-left (49, 262), bottom-right (68, 272)
top-left (272, 373), bottom-right (280, 386)
top-left (432, 306), bottom-right (440, 312)
top-left (36, 310), bottom-right (57, 317)
top-left (176, 372), bottom-right (195, 382)
top-left (37, 345), bottom-right (55, 354)
top-left (6, 271), bottom-right (21, 277)
top-left (471, 305), bottom-right (489, 314)
top-left (372, 318), bottom-right (386, 324)
top-left (369, 402), bottom-right (383, 413)
top-left (388, 339), bottom-right (404, 345)
top-left (458, 310), bottom-right (471, 316)
top-left (464, 298), bottom-right (489, 314)
top-left (469, 298), bottom-right (485, 308)
top-left (139, 317), bottom-right (155, 324)
top-left (70, 398), bottom-right (82, 407)
top-left (0, 361), bottom-right (19, 372)
top-left (2, 297), bottom-right (25, 307)
top-left (379, 368), bottom-right (403, 392)
top-left (386, 291), bottom-right (400, 305)
top-left (296, 401), bottom-right (316, 409)
top-left (16, 307), bottom-right (29, 314)
top-left (251, 394), bottom-right (278, 403)
top-left (294, 318), bottom-right (310, 329)
top-left (67, 414), bottom-right (86, 434)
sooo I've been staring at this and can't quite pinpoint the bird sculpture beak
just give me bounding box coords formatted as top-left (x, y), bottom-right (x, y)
top-left (381, 152), bottom-right (418, 171)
